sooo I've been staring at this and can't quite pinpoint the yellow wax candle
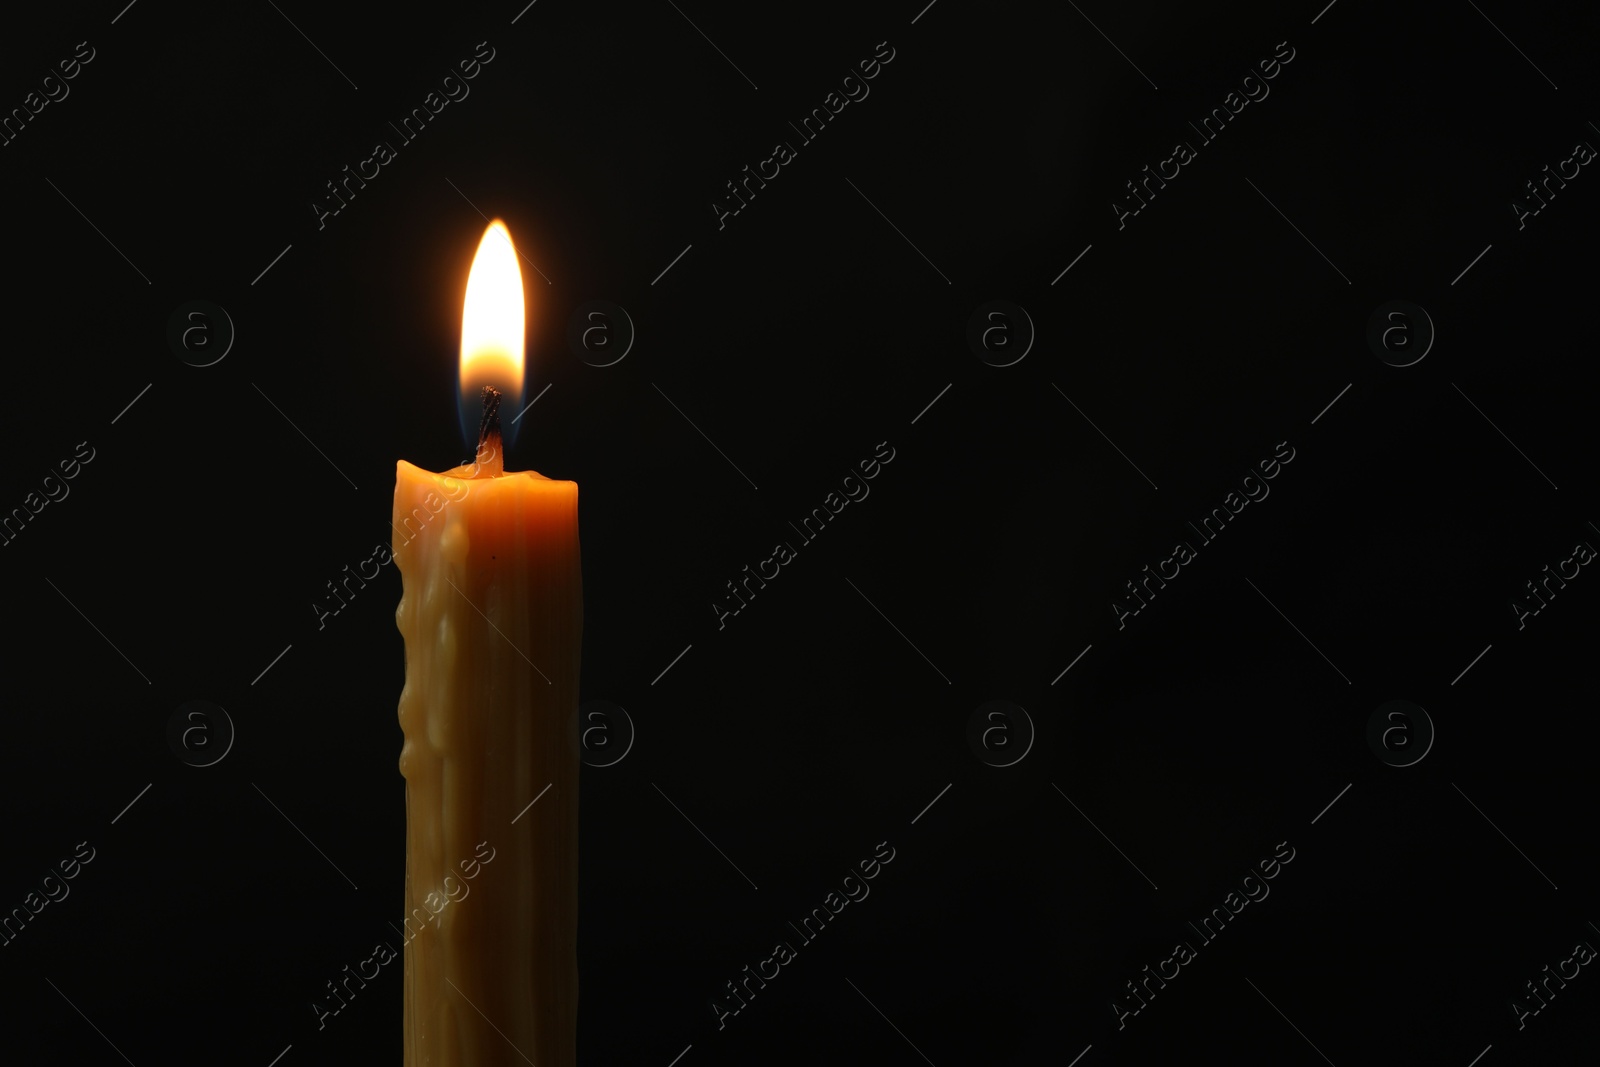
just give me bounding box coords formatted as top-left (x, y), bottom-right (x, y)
top-left (394, 221), bottom-right (581, 1067)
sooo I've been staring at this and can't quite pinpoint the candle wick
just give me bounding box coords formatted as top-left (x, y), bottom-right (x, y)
top-left (473, 385), bottom-right (503, 477)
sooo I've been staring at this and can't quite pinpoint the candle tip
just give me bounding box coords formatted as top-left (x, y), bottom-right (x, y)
top-left (473, 385), bottom-right (504, 477)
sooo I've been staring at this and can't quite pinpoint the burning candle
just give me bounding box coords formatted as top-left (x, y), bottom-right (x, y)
top-left (393, 220), bottom-right (581, 1066)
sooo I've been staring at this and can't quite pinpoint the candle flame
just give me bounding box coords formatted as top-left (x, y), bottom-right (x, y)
top-left (459, 220), bottom-right (525, 402)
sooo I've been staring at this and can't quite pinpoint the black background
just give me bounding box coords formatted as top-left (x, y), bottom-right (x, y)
top-left (2, 1), bottom-right (1598, 1064)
